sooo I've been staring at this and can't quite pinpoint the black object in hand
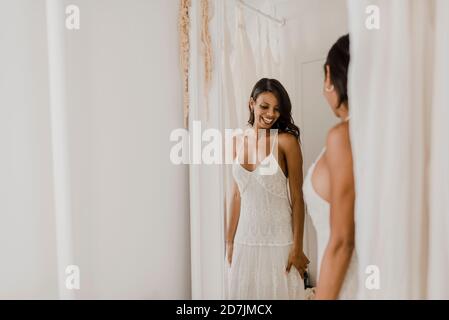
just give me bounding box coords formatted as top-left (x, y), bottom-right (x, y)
top-left (304, 271), bottom-right (313, 289)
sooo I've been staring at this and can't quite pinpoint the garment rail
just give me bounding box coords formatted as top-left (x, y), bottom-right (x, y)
top-left (237, 0), bottom-right (286, 27)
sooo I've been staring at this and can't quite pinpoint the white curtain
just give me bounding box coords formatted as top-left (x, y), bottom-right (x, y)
top-left (0, 0), bottom-right (191, 299)
top-left (427, 0), bottom-right (449, 299)
top-left (348, 0), bottom-right (449, 299)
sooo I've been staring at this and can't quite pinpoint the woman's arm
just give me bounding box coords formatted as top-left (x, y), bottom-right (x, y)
top-left (226, 181), bottom-right (241, 264)
top-left (315, 123), bottom-right (355, 299)
top-left (282, 134), bottom-right (309, 278)
top-left (226, 137), bottom-right (241, 265)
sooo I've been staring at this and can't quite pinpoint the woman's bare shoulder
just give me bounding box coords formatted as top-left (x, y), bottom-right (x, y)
top-left (278, 132), bottom-right (302, 159)
top-left (278, 132), bottom-right (299, 146)
top-left (325, 122), bottom-right (352, 163)
top-left (326, 121), bottom-right (350, 149)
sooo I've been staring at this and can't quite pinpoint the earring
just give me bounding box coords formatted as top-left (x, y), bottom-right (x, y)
top-left (325, 85), bottom-right (335, 92)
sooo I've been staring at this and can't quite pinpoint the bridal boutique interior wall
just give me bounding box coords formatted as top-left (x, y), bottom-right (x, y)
top-left (66, 0), bottom-right (191, 299)
top-left (0, 0), bottom-right (58, 299)
top-left (279, 0), bottom-right (347, 285)
top-left (0, 0), bottom-right (190, 299)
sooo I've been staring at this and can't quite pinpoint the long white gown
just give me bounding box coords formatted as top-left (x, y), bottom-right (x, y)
top-left (227, 134), bottom-right (305, 300)
top-left (303, 147), bottom-right (358, 299)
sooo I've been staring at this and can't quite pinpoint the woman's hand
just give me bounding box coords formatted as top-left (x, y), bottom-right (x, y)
top-left (226, 242), bottom-right (234, 266)
top-left (286, 249), bottom-right (310, 279)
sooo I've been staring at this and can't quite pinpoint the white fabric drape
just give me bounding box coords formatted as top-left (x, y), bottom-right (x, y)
top-left (1, 0), bottom-right (191, 299)
top-left (230, 5), bottom-right (258, 129)
top-left (256, 5), bottom-right (281, 80)
top-left (427, 0), bottom-right (449, 300)
top-left (348, 0), bottom-right (449, 299)
top-left (229, 2), bottom-right (282, 130)
top-left (222, 3), bottom-right (239, 222)
top-left (261, 24), bottom-right (281, 80)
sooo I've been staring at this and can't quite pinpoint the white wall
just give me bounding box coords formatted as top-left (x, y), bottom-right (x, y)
top-left (0, 0), bottom-right (58, 299)
top-left (65, 0), bottom-right (191, 299)
top-left (277, 0), bottom-right (347, 169)
top-left (0, 0), bottom-right (191, 299)
top-left (279, 0), bottom-right (347, 286)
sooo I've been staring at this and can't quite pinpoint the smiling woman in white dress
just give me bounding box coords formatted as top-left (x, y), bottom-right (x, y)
top-left (303, 34), bottom-right (358, 299)
top-left (226, 78), bottom-right (309, 300)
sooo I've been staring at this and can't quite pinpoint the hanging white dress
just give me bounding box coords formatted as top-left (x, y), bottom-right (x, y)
top-left (230, 6), bottom-right (257, 129)
top-left (260, 9), bottom-right (280, 80)
top-left (227, 134), bottom-right (305, 300)
top-left (303, 148), bottom-right (358, 299)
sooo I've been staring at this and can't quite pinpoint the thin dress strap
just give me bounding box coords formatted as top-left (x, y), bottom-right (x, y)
top-left (270, 131), bottom-right (279, 156)
top-left (234, 135), bottom-right (245, 163)
top-left (235, 132), bottom-right (278, 163)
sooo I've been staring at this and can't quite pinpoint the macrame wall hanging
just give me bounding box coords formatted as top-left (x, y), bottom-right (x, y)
top-left (201, 0), bottom-right (212, 122)
top-left (179, 0), bottom-right (213, 129)
top-left (179, 0), bottom-right (191, 128)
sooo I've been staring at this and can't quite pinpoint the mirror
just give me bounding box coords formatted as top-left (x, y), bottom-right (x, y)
top-left (221, 0), bottom-right (347, 299)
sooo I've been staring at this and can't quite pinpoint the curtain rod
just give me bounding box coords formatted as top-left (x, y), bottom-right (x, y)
top-left (237, 0), bottom-right (286, 27)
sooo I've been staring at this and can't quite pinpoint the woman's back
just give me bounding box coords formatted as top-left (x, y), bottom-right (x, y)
top-left (303, 122), bottom-right (358, 299)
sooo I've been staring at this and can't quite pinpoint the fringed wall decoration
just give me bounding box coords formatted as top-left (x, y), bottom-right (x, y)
top-left (179, 0), bottom-right (191, 128)
top-left (201, 0), bottom-right (213, 121)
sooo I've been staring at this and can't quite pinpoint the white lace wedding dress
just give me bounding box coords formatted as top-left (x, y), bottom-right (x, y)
top-left (303, 147), bottom-right (358, 299)
top-left (227, 134), bottom-right (305, 300)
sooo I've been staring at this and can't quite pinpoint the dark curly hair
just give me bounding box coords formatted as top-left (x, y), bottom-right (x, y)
top-left (247, 78), bottom-right (300, 139)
